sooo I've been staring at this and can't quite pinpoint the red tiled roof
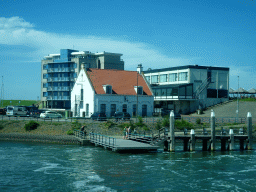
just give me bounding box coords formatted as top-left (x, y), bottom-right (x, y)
top-left (86, 68), bottom-right (152, 96)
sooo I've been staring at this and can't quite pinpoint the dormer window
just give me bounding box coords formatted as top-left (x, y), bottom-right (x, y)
top-left (103, 84), bottom-right (112, 94)
top-left (134, 86), bottom-right (143, 95)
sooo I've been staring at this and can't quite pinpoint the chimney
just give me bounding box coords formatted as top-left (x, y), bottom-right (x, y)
top-left (137, 63), bottom-right (143, 74)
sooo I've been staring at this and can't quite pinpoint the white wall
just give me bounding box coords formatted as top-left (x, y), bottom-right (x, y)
top-left (95, 94), bottom-right (154, 117)
top-left (71, 69), bottom-right (95, 117)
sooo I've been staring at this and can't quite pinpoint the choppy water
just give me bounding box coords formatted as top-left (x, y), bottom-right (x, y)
top-left (0, 141), bottom-right (256, 192)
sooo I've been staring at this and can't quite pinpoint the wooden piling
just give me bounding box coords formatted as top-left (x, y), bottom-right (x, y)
top-left (221, 139), bottom-right (226, 151)
top-left (211, 110), bottom-right (216, 151)
top-left (202, 139), bottom-right (208, 151)
top-left (247, 112), bottom-right (253, 150)
top-left (229, 129), bottom-right (235, 151)
top-left (190, 129), bottom-right (195, 151)
top-left (169, 110), bottom-right (175, 152)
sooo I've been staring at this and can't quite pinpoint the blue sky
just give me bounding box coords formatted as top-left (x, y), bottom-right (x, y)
top-left (0, 0), bottom-right (255, 100)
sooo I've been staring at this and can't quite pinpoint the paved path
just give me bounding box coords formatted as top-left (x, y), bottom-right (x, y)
top-left (190, 101), bottom-right (256, 118)
top-left (114, 139), bottom-right (159, 151)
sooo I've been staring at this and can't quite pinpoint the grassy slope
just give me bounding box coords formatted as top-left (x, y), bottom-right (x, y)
top-left (1, 100), bottom-right (38, 107)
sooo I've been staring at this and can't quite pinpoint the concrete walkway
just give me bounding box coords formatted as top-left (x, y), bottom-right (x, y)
top-left (190, 101), bottom-right (256, 118)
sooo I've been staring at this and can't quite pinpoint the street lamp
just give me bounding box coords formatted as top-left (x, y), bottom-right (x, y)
top-left (236, 76), bottom-right (239, 122)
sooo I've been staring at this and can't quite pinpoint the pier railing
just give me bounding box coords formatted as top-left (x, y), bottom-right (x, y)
top-left (89, 132), bottom-right (116, 149)
top-left (74, 130), bottom-right (87, 139)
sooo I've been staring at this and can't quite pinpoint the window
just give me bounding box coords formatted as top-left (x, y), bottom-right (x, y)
top-left (43, 83), bottom-right (48, 88)
top-left (169, 73), bottom-right (177, 82)
top-left (43, 64), bottom-right (48, 70)
top-left (179, 86), bottom-right (186, 96)
top-left (145, 76), bottom-right (150, 83)
top-left (100, 104), bottom-right (106, 113)
top-left (81, 89), bottom-right (83, 100)
top-left (103, 85), bottom-right (112, 94)
top-left (160, 74), bottom-right (167, 82)
top-left (43, 74), bottom-right (48, 79)
top-left (133, 104), bottom-right (137, 116)
top-left (151, 75), bottom-right (159, 83)
top-left (178, 72), bottom-right (188, 81)
top-left (123, 104), bottom-right (127, 113)
top-left (111, 104), bottom-right (116, 116)
top-left (80, 101), bottom-right (83, 109)
top-left (137, 86), bottom-right (143, 95)
top-left (161, 88), bottom-right (167, 96)
top-left (43, 92), bottom-right (48, 97)
top-left (154, 89), bottom-right (161, 96)
top-left (86, 104), bottom-right (89, 116)
top-left (142, 105), bottom-right (147, 117)
top-left (106, 86), bottom-right (112, 94)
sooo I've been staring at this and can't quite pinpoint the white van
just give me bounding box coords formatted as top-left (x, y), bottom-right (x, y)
top-left (7, 106), bottom-right (29, 117)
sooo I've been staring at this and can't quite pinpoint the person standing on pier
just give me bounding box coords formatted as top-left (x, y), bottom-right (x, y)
top-left (123, 127), bottom-right (127, 139)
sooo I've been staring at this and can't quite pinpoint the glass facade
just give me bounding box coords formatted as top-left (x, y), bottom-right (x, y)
top-left (178, 72), bottom-right (188, 81)
top-left (152, 84), bottom-right (193, 98)
top-left (160, 74), bottom-right (167, 82)
top-left (151, 75), bottom-right (158, 83)
top-left (169, 73), bottom-right (177, 82)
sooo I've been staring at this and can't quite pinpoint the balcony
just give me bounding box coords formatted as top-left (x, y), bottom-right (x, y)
top-left (47, 86), bottom-right (70, 91)
top-left (47, 77), bottom-right (70, 82)
top-left (47, 67), bottom-right (74, 73)
top-left (46, 96), bottom-right (70, 101)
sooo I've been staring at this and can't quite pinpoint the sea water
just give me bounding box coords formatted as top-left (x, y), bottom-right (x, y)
top-left (0, 141), bottom-right (256, 191)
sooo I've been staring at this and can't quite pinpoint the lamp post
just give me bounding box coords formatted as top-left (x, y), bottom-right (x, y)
top-left (136, 71), bottom-right (138, 123)
top-left (236, 76), bottom-right (239, 122)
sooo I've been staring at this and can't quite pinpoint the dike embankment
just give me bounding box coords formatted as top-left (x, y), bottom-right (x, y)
top-left (0, 119), bottom-right (123, 144)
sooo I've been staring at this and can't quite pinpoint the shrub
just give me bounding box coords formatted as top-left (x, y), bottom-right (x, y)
top-left (102, 120), bottom-right (116, 129)
top-left (0, 124), bottom-right (4, 130)
top-left (162, 116), bottom-right (169, 127)
top-left (135, 116), bottom-right (147, 129)
top-left (71, 120), bottom-right (82, 130)
top-left (24, 120), bottom-right (39, 131)
top-left (175, 119), bottom-right (193, 130)
top-left (118, 121), bottom-right (135, 130)
top-left (196, 118), bottom-right (201, 125)
top-left (66, 129), bottom-right (74, 135)
top-left (155, 119), bottom-right (162, 130)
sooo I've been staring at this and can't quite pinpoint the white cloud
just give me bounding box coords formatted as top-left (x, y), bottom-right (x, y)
top-left (0, 17), bottom-right (34, 29)
top-left (0, 16), bottom-right (196, 70)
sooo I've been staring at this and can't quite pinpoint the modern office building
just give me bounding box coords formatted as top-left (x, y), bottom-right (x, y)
top-left (41, 49), bottom-right (124, 109)
top-left (142, 64), bottom-right (229, 114)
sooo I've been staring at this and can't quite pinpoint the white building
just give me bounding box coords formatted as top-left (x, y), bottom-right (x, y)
top-left (142, 64), bottom-right (229, 114)
top-left (71, 66), bottom-right (154, 117)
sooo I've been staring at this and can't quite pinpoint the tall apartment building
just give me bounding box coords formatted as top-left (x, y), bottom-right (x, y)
top-left (41, 49), bottom-right (124, 109)
top-left (142, 64), bottom-right (229, 114)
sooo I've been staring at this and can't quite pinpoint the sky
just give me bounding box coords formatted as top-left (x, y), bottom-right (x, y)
top-left (0, 0), bottom-right (255, 100)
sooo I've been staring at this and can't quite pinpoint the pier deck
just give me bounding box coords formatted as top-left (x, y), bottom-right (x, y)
top-left (89, 133), bottom-right (158, 152)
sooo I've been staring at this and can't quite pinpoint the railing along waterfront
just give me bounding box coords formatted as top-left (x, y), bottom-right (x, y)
top-left (89, 132), bottom-right (116, 149)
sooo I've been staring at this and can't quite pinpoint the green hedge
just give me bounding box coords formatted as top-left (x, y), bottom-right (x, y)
top-left (24, 120), bottom-right (39, 131)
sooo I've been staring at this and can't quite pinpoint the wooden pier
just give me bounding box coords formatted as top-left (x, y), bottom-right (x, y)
top-left (74, 110), bottom-right (253, 153)
top-left (89, 133), bottom-right (159, 152)
top-left (164, 110), bottom-right (253, 152)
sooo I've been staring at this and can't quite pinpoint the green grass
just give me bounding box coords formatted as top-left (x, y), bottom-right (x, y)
top-left (239, 98), bottom-right (256, 102)
top-left (0, 100), bottom-right (38, 108)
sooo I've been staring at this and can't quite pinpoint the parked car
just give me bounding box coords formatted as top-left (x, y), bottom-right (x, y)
top-left (114, 112), bottom-right (131, 121)
top-left (30, 109), bottom-right (45, 118)
top-left (40, 111), bottom-right (62, 118)
top-left (161, 109), bottom-right (181, 119)
top-left (90, 112), bottom-right (107, 121)
top-left (0, 108), bottom-right (6, 115)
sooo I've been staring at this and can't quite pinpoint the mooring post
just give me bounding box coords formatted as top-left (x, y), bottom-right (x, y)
top-left (229, 129), bottom-right (235, 150)
top-left (190, 129), bottom-right (195, 151)
top-left (247, 112), bottom-right (253, 150)
top-left (169, 110), bottom-right (175, 152)
top-left (211, 109), bottom-right (216, 151)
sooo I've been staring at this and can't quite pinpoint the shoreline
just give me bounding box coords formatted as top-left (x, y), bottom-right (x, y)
top-left (0, 133), bottom-right (80, 145)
